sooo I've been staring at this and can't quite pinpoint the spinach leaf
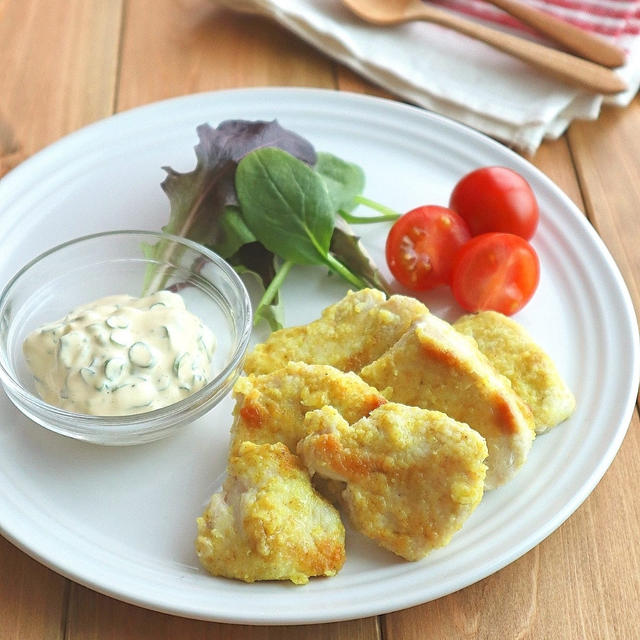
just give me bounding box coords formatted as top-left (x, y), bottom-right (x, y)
top-left (228, 243), bottom-right (285, 331)
top-left (236, 147), bottom-right (372, 291)
top-left (315, 152), bottom-right (391, 293)
top-left (236, 147), bottom-right (335, 265)
top-left (315, 152), bottom-right (365, 213)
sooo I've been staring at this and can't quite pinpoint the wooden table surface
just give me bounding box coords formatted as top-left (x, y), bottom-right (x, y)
top-left (1, 1), bottom-right (640, 638)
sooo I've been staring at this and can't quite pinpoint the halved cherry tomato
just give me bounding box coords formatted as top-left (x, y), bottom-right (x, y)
top-left (451, 233), bottom-right (539, 315)
top-left (449, 166), bottom-right (539, 240)
top-left (385, 205), bottom-right (471, 291)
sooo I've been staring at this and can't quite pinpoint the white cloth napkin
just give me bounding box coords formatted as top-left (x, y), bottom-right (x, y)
top-left (211, 0), bottom-right (640, 154)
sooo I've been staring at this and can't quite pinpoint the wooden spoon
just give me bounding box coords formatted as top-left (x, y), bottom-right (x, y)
top-left (484, 0), bottom-right (626, 68)
top-left (341, 0), bottom-right (627, 94)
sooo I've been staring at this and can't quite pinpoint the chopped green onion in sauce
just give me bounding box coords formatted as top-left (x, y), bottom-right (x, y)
top-left (22, 290), bottom-right (216, 416)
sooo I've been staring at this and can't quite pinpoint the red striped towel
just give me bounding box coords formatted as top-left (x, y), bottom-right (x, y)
top-left (430, 0), bottom-right (640, 40)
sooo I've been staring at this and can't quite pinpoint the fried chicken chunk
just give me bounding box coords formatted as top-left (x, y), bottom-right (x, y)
top-left (298, 403), bottom-right (488, 561)
top-left (244, 288), bottom-right (427, 376)
top-left (454, 310), bottom-right (575, 433)
top-left (196, 441), bottom-right (345, 584)
top-left (360, 314), bottom-right (535, 489)
top-left (231, 361), bottom-right (387, 452)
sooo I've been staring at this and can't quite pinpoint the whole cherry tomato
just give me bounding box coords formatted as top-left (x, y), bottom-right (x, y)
top-left (451, 232), bottom-right (540, 315)
top-left (449, 166), bottom-right (539, 240)
top-left (385, 205), bottom-right (471, 291)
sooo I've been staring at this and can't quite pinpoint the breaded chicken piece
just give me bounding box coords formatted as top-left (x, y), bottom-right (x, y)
top-left (196, 441), bottom-right (345, 584)
top-left (244, 288), bottom-right (427, 375)
top-left (454, 311), bottom-right (575, 433)
top-left (360, 314), bottom-right (535, 489)
top-left (231, 361), bottom-right (386, 452)
top-left (298, 403), bottom-right (488, 561)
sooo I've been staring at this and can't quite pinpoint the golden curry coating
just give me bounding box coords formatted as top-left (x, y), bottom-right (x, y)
top-left (231, 361), bottom-right (386, 452)
top-left (243, 288), bottom-right (427, 376)
top-left (195, 441), bottom-right (345, 585)
top-left (360, 313), bottom-right (535, 489)
top-left (454, 311), bottom-right (575, 433)
top-left (298, 403), bottom-right (488, 561)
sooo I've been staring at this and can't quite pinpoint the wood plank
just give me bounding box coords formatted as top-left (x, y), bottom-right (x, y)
top-left (0, 536), bottom-right (68, 640)
top-left (0, 0), bottom-right (123, 177)
top-left (116, 0), bottom-right (336, 112)
top-left (67, 585), bottom-right (380, 640)
top-left (567, 96), bottom-right (640, 312)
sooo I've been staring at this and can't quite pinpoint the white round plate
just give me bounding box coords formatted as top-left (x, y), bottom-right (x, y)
top-left (0, 89), bottom-right (638, 625)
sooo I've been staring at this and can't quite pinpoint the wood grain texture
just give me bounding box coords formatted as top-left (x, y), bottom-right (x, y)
top-left (67, 584), bottom-right (380, 640)
top-left (0, 0), bottom-right (122, 172)
top-left (567, 96), bottom-right (640, 313)
top-left (482, 0), bottom-right (626, 67)
top-left (0, 536), bottom-right (68, 640)
top-left (116, 0), bottom-right (336, 112)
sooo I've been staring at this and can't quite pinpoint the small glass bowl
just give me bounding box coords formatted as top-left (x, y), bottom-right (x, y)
top-left (0, 230), bottom-right (252, 445)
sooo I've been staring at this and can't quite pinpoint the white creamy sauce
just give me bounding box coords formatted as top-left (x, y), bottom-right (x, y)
top-left (23, 290), bottom-right (216, 416)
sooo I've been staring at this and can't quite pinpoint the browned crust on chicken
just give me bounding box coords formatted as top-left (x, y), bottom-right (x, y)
top-left (454, 310), bottom-right (575, 433)
top-left (298, 403), bottom-right (488, 560)
top-left (244, 289), bottom-right (428, 375)
top-left (360, 314), bottom-right (535, 489)
top-left (231, 361), bottom-right (387, 452)
top-left (196, 441), bottom-right (345, 584)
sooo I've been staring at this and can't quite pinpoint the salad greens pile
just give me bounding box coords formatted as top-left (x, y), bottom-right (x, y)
top-left (146, 120), bottom-right (390, 329)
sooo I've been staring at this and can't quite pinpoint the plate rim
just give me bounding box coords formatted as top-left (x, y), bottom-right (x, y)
top-left (0, 87), bottom-right (638, 625)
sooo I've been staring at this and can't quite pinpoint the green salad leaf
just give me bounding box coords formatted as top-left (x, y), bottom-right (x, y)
top-left (149, 119), bottom-right (390, 329)
top-left (228, 242), bottom-right (285, 331)
top-left (214, 206), bottom-right (256, 259)
top-left (331, 217), bottom-right (391, 293)
top-left (235, 147), bottom-right (335, 266)
top-left (314, 152), bottom-right (390, 292)
top-left (315, 152), bottom-right (365, 213)
top-left (144, 120), bottom-right (315, 293)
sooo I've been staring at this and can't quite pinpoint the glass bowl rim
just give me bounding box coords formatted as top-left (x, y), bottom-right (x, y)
top-left (0, 229), bottom-right (253, 433)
